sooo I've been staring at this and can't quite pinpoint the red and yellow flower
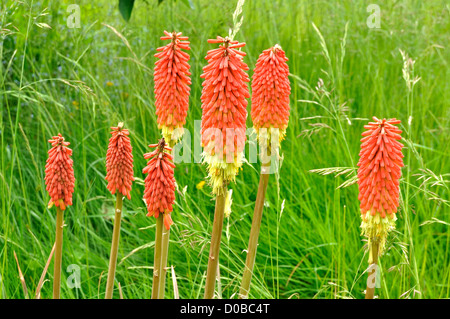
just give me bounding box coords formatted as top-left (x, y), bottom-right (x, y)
top-left (45, 134), bottom-right (75, 210)
top-left (251, 44), bottom-right (291, 147)
top-left (105, 123), bottom-right (134, 200)
top-left (357, 117), bottom-right (404, 260)
top-left (200, 36), bottom-right (250, 194)
top-left (154, 31), bottom-right (191, 146)
top-left (143, 139), bottom-right (176, 230)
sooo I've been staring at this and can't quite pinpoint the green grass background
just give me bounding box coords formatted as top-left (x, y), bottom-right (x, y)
top-left (0, 0), bottom-right (449, 299)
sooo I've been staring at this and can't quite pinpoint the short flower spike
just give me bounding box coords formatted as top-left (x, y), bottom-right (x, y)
top-left (45, 134), bottom-right (75, 210)
top-left (357, 117), bottom-right (404, 259)
top-left (105, 122), bottom-right (135, 200)
top-left (143, 138), bottom-right (176, 230)
top-left (200, 36), bottom-right (250, 194)
top-left (154, 31), bottom-right (191, 146)
top-left (251, 45), bottom-right (291, 143)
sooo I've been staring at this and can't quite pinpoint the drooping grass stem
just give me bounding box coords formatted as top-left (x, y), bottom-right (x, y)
top-left (239, 163), bottom-right (270, 299)
top-left (204, 189), bottom-right (227, 299)
top-left (158, 226), bottom-right (170, 299)
top-left (152, 215), bottom-right (163, 299)
top-left (105, 193), bottom-right (123, 299)
top-left (52, 206), bottom-right (64, 299)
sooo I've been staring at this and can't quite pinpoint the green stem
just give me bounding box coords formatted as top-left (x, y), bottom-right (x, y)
top-left (365, 240), bottom-right (379, 299)
top-left (152, 215), bottom-right (163, 299)
top-left (53, 207), bottom-right (64, 299)
top-left (105, 193), bottom-right (123, 299)
top-left (158, 225), bottom-right (170, 299)
top-left (204, 189), bottom-right (227, 299)
top-left (239, 165), bottom-right (270, 299)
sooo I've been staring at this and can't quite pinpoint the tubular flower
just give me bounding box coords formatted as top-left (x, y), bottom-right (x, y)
top-left (357, 117), bottom-right (404, 260)
top-left (105, 123), bottom-right (135, 200)
top-left (200, 36), bottom-right (250, 194)
top-left (154, 31), bottom-right (191, 146)
top-left (142, 138), bottom-right (176, 230)
top-left (251, 45), bottom-right (291, 148)
top-left (45, 134), bottom-right (75, 210)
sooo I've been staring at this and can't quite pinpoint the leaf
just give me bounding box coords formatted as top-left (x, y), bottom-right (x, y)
top-left (179, 0), bottom-right (195, 9)
top-left (13, 251), bottom-right (29, 299)
top-left (119, 0), bottom-right (135, 22)
top-left (35, 243), bottom-right (56, 299)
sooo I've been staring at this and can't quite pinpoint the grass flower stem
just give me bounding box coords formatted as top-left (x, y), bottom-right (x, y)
top-left (52, 206), bottom-right (64, 299)
top-left (105, 193), bottom-right (123, 299)
top-left (158, 226), bottom-right (170, 299)
top-left (239, 163), bottom-right (270, 299)
top-left (365, 240), bottom-right (379, 299)
top-left (151, 215), bottom-right (163, 299)
top-left (204, 189), bottom-right (227, 299)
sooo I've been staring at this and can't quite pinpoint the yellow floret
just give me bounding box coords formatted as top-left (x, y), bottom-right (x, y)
top-left (203, 151), bottom-right (244, 195)
top-left (360, 211), bottom-right (397, 263)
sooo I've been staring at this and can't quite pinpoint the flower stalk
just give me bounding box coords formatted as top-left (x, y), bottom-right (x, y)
top-left (239, 163), bottom-right (270, 299)
top-left (204, 188), bottom-right (227, 299)
top-left (143, 138), bottom-right (175, 299)
top-left (104, 123), bottom-right (134, 298)
top-left (239, 45), bottom-right (290, 298)
top-left (158, 225), bottom-right (170, 299)
top-left (45, 134), bottom-right (75, 299)
top-left (152, 216), bottom-right (163, 299)
top-left (357, 117), bottom-right (404, 298)
top-left (200, 36), bottom-right (250, 298)
top-left (52, 206), bottom-right (64, 299)
top-left (105, 193), bottom-right (123, 299)
top-left (365, 239), bottom-right (379, 299)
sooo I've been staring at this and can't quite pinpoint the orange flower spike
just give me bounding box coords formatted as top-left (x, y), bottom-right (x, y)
top-left (142, 138), bottom-right (176, 230)
top-left (200, 36), bottom-right (250, 194)
top-left (45, 134), bottom-right (75, 210)
top-left (154, 31), bottom-right (191, 146)
top-left (357, 117), bottom-right (404, 260)
top-left (251, 45), bottom-right (291, 143)
top-left (105, 122), bottom-right (135, 200)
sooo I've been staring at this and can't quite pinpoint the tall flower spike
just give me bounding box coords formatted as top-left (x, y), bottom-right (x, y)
top-left (143, 138), bottom-right (176, 230)
top-left (251, 45), bottom-right (291, 146)
top-left (357, 117), bottom-right (404, 260)
top-left (105, 122), bottom-right (135, 200)
top-left (200, 36), bottom-right (250, 194)
top-left (45, 134), bottom-right (75, 210)
top-left (154, 31), bottom-right (191, 146)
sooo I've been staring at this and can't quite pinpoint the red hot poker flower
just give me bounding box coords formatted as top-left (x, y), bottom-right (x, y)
top-left (105, 123), bottom-right (134, 200)
top-left (358, 117), bottom-right (404, 217)
top-left (154, 31), bottom-right (191, 145)
top-left (45, 134), bottom-right (75, 210)
top-left (200, 36), bottom-right (250, 194)
top-left (142, 139), bottom-right (176, 230)
top-left (357, 117), bottom-right (404, 256)
top-left (251, 45), bottom-right (291, 141)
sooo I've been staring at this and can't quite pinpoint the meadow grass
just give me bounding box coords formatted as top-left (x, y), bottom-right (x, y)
top-left (0, 0), bottom-right (449, 299)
